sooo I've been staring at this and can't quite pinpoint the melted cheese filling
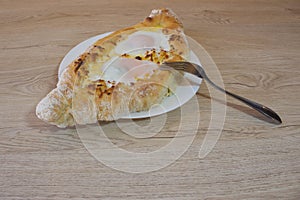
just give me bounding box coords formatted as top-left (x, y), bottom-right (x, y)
top-left (90, 30), bottom-right (173, 82)
top-left (102, 58), bottom-right (157, 83)
top-left (115, 30), bottom-right (170, 54)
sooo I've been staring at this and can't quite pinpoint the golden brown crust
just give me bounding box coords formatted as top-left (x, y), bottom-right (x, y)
top-left (36, 8), bottom-right (189, 127)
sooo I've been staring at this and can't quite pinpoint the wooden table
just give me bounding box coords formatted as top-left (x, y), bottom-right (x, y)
top-left (1, 0), bottom-right (299, 199)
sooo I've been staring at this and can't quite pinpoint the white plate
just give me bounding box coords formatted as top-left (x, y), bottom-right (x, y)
top-left (59, 32), bottom-right (202, 119)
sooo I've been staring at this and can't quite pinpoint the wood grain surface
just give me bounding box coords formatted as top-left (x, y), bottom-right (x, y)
top-left (1, 0), bottom-right (300, 199)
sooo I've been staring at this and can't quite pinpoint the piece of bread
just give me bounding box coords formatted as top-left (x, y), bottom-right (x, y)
top-left (36, 8), bottom-right (190, 128)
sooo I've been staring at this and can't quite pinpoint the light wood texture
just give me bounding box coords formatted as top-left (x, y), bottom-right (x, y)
top-left (1, 0), bottom-right (300, 199)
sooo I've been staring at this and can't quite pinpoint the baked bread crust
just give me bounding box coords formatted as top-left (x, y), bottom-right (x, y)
top-left (36, 8), bottom-right (190, 127)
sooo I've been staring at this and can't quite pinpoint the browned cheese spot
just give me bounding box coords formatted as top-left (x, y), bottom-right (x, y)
top-left (74, 58), bottom-right (83, 73)
top-left (146, 17), bottom-right (153, 22)
top-left (135, 56), bottom-right (142, 60)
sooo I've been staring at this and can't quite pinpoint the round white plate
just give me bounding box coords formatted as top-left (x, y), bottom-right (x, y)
top-left (59, 32), bottom-right (202, 119)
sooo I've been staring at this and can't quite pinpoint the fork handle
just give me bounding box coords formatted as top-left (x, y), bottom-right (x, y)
top-left (195, 65), bottom-right (282, 124)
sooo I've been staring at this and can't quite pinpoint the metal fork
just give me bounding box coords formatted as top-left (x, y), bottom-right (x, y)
top-left (162, 61), bottom-right (282, 124)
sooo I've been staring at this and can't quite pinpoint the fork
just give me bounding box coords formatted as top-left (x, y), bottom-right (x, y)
top-left (162, 61), bottom-right (282, 124)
